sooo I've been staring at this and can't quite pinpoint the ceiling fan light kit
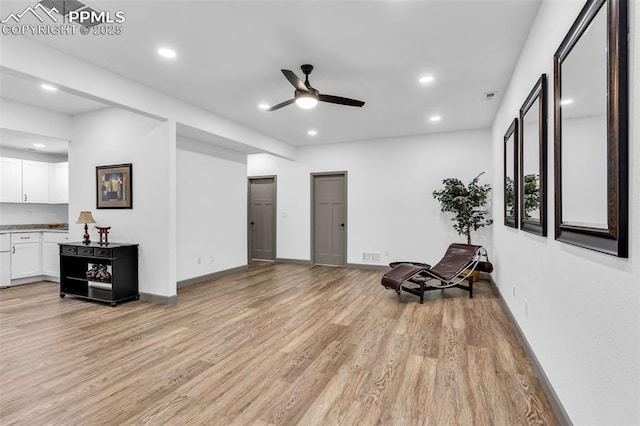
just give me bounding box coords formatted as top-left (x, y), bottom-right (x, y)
top-left (268, 64), bottom-right (365, 112)
top-left (295, 92), bottom-right (318, 109)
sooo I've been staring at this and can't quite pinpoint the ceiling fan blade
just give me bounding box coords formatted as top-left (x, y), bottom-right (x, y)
top-left (319, 94), bottom-right (365, 107)
top-left (282, 69), bottom-right (308, 92)
top-left (267, 99), bottom-right (295, 111)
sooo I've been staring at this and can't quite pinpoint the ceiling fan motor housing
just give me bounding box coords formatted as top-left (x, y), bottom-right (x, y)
top-left (301, 64), bottom-right (314, 75)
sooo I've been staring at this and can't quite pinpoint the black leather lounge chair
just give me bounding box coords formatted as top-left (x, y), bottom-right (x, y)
top-left (381, 243), bottom-right (493, 303)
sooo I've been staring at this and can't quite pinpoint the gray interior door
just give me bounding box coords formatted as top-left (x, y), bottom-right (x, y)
top-left (249, 178), bottom-right (275, 261)
top-left (313, 174), bottom-right (346, 266)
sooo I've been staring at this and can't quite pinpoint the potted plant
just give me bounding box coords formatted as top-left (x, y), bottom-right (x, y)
top-left (432, 172), bottom-right (493, 281)
top-left (432, 172), bottom-right (493, 243)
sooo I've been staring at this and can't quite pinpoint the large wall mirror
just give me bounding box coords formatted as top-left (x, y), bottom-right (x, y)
top-left (504, 119), bottom-right (518, 228)
top-left (519, 74), bottom-right (547, 236)
top-left (554, 0), bottom-right (628, 257)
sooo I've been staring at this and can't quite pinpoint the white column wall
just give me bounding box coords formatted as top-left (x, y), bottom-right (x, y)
top-left (176, 137), bottom-right (248, 281)
top-left (71, 108), bottom-right (175, 297)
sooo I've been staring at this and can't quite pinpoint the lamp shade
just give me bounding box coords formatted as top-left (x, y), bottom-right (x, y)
top-left (76, 211), bottom-right (96, 224)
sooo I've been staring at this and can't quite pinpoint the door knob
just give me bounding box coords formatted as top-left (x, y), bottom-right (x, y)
top-left (251, 222), bottom-right (255, 225)
top-left (340, 223), bottom-right (345, 227)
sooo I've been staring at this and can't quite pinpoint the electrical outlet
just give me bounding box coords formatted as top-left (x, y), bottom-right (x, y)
top-left (524, 301), bottom-right (529, 318)
top-left (197, 257), bottom-right (201, 264)
top-left (210, 256), bottom-right (215, 263)
top-left (385, 250), bottom-right (389, 257)
top-left (512, 286), bottom-right (516, 298)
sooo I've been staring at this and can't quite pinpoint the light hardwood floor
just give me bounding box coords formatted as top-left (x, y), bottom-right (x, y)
top-left (0, 262), bottom-right (558, 425)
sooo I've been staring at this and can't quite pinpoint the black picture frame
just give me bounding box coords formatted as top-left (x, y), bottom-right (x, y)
top-left (504, 118), bottom-right (519, 228)
top-left (519, 74), bottom-right (548, 236)
top-left (96, 163), bottom-right (133, 209)
top-left (553, 0), bottom-right (628, 257)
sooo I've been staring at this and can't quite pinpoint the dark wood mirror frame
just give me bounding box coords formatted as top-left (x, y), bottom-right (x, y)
top-left (504, 118), bottom-right (519, 228)
top-left (553, 0), bottom-right (628, 257)
top-left (519, 74), bottom-right (547, 236)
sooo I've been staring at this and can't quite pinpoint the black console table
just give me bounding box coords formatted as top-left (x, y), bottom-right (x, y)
top-left (59, 242), bottom-right (139, 306)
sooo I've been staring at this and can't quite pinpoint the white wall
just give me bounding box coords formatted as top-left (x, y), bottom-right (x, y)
top-left (248, 128), bottom-right (493, 265)
top-left (0, 203), bottom-right (67, 226)
top-left (176, 137), bottom-right (248, 281)
top-left (0, 98), bottom-right (72, 140)
top-left (0, 98), bottom-right (71, 225)
top-left (70, 108), bottom-right (175, 298)
top-left (491, 1), bottom-right (639, 424)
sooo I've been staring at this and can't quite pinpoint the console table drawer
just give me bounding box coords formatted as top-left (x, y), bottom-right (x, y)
top-left (77, 247), bottom-right (93, 256)
top-left (94, 248), bottom-right (112, 258)
top-left (61, 246), bottom-right (77, 255)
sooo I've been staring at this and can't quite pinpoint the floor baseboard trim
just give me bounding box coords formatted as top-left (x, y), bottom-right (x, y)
top-left (346, 263), bottom-right (389, 271)
top-left (139, 292), bottom-right (178, 305)
top-left (490, 277), bottom-right (573, 426)
top-left (275, 258), bottom-right (313, 265)
top-left (177, 265), bottom-right (248, 289)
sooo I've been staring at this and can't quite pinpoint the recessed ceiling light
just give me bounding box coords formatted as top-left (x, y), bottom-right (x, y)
top-left (308, 130), bottom-right (317, 136)
top-left (429, 115), bottom-right (442, 122)
top-left (157, 47), bottom-right (177, 59)
top-left (41, 84), bottom-right (58, 91)
top-left (560, 99), bottom-right (574, 106)
top-left (418, 75), bottom-right (434, 84)
top-left (258, 103), bottom-right (270, 110)
top-left (33, 143), bottom-right (45, 148)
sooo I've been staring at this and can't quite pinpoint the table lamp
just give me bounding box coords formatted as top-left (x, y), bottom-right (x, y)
top-left (76, 211), bottom-right (96, 245)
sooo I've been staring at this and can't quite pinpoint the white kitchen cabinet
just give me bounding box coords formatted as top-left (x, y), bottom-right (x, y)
top-left (22, 160), bottom-right (50, 203)
top-left (0, 157), bottom-right (23, 202)
top-left (0, 158), bottom-right (68, 204)
top-left (49, 162), bottom-right (69, 204)
top-left (0, 234), bottom-right (10, 286)
top-left (42, 232), bottom-right (69, 277)
top-left (10, 233), bottom-right (42, 279)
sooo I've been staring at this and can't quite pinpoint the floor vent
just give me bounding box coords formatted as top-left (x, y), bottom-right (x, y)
top-left (362, 252), bottom-right (381, 263)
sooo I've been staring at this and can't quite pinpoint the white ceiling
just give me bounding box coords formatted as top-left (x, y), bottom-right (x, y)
top-left (0, 128), bottom-right (69, 154)
top-left (0, 72), bottom-right (108, 115)
top-left (3, 0), bottom-right (542, 147)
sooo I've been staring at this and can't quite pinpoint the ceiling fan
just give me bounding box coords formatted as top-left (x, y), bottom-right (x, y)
top-left (267, 64), bottom-right (365, 111)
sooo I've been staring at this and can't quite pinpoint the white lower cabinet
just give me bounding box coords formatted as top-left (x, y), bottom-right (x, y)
top-left (42, 232), bottom-right (69, 278)
top-left (0, 252), bottom-right (9, 286)
top-left (1, 234), bottom-right (10, 286)
top-left (42, 242), bottom-right (60, 277)
top-left (6, 232), bottom-right (68, 283)
top-left (10, 233), bottom-right (42, 279)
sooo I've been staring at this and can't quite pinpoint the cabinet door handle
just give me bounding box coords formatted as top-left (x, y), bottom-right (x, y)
top-left (24, 194), bottom-right (27, 202)
top-left (12, 246), bottom-right (15, 254)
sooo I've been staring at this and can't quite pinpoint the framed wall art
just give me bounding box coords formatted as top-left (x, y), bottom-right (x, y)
top-left (553, 0), bottom-right (628, 257)
top-left (96, 163), bottom-right (133, 209)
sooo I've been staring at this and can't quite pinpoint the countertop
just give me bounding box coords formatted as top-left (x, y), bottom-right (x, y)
top-left (0, 224), bottom-right (69, 234)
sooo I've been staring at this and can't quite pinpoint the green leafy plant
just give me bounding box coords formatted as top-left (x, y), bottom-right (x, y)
top-left (523, 173), bottom-right (540, 219)
top-left (505, 176), bottom-right (515, 217)
top-left (432, 172), bottom-right (493, 244)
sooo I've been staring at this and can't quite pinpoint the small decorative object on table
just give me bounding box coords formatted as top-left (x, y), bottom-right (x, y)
top-left (96, 226), bottom-right (111, 245)
top-left (76, 211), bottom-right (96, 245)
